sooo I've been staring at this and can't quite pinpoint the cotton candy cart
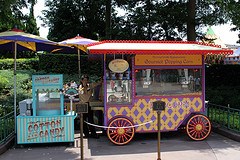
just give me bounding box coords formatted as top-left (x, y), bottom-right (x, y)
top-left (16, 74), bottom-right (76, 144)
top-left (87, 41), bottom-right (232, 145)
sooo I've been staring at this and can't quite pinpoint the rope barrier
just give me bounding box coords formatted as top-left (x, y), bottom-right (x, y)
top-left (84, 120), bottom-right (155, 129)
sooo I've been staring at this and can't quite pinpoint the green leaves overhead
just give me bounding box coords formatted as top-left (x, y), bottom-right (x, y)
top-left (0, 0), bottom-right (39, 35)
top-left (42, 0), bottom-right (106, 41)
top-left (0, 0), bottom-right (239, 43)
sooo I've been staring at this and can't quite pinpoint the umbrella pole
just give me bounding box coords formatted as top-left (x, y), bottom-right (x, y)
top-left (78, 48), bottom-right (81, 79)
top-left (14, 42), bottom-right (17, 144)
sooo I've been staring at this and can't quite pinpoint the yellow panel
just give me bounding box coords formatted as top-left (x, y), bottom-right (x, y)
top-left (135, 54), bottom-right (202, 66)
top-left (107, 97), bottom-right (203, 132)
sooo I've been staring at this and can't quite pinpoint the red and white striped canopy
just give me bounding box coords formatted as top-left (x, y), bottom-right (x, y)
top-left (87, 40), bottom-right (233, 55)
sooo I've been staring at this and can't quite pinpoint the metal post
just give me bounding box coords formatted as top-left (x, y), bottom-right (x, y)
top-left (227, 104), bottom-right (230, 129)
top-left (70, 96), bottom-right (73, 113)
top-left (80, 113), bottom-right (84, 160)
top-left (157, 111), bottom-right (161, 160)
top-left (14, 42), bottom-right (17, 146)
top-left (3, 115), bottom-right (6, 142)
top-left (78, 48), bottom-right (81, 79)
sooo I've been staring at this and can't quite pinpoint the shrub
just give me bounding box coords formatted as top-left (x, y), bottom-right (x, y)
top-left (0, 75), bottom-right (9, 91)
top-left (0, 58), bottom-right (39, 70)
top-left (205, 65), bottom-right (240, 109)
top-left (38, 54), bottom-right (102, 77)
top-left (0, 70), bottom-right (33, 108)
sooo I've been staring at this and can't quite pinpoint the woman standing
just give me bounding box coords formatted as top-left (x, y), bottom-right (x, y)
top-left (79, 74), bottom-right (101, 138)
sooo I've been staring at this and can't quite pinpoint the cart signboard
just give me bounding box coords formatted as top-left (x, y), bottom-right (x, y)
top-left (109, 59), bottom-right (129, 73)
top-left (76, 102), bottom-right (88, 113)
top-left (152, 100), bottom-right (166, 111)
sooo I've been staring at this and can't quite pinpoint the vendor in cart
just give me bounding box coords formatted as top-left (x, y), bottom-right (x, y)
top-left (79, 74), bottom-right (102, 138)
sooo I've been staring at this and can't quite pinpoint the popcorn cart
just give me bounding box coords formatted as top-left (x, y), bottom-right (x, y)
top-left (87, 40), bottom-right (232, 145)
top-left (17, 74), bottom-right (76, 144)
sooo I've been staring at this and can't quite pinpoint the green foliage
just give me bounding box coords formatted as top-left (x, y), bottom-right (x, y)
top-left (205, 64), bottom-right (240, 87)
top-left (208, 106), bottom-right (240, 132)
top-left (38, 54), bottom-right (102, 77)
top-left (0, 70), bottom-right (33, 107)
top-left (41, 0), bottom-right (236, 42)
top-left (0, 0), bottom-right (239, 43)
top-left (0, 0), bottom-right (39, 38)
top-left (0, 58), bottom-right (39, 70)
top-left (42, 0), bottom-right (105, 41)
top-left (0, 76), bottom-right (9, 91)
top-left (206, 87), bottom-right (240, 108)
top-left (0, 105), bottom-right (13, 117)
top-left (206, 65), bottom-right (240, 108)
top-left (25, 0), bottom-right (39, 35)
top-left (0, 111), bottom-right (14, 143)
top-left (225, 0), bottom-right (240, 43)
top-left (0, 0), bottom-right (27, 32)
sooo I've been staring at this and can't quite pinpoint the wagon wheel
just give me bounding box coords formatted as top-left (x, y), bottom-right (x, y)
top-left (186, 114), bottom-right (211, 141)
top-left (107, 117), bottom-right (135, 145)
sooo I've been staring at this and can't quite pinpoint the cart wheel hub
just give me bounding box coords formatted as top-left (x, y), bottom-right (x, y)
top-left (117, 128), bottom-right (125, 135)
top-left (195, 124), bottom-right (203, 131)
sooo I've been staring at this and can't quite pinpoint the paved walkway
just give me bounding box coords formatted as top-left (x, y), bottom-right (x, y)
top-left (1, 131), bottom-right (240, 160)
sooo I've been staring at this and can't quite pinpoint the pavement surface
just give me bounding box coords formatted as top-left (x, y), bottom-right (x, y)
top-left (0, 131), bottom-right (240, 160)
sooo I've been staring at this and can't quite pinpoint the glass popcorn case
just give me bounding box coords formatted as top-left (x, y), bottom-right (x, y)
top-left (106, 79), bottom-right (132, 104)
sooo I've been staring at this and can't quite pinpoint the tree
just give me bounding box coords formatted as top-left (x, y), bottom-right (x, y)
top-left (0, 0), bottom-right (39, 58)
top-left (25, 0), bottom-right (39, 35)
top-left (41, 0), bottom-right (237, 42)
top-left (225, 0), bottom-right (240, 43)
top-left (128, 0), bottom-right (231, 41)
top-left (0, 0), bottom-right (39, 35)
top-left (42, 0), bottom-right (106, 41)
top-left (105, 0), bottom-right (112, 39)
top-left (0, 0), bottom-right (28, 32)
top-left (112, 0), bottom-right (187, 40)
top-left (187, 0), bottom-right (196, 41)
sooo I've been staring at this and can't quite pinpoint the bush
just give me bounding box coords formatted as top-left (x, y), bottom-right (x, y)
top-left (0, 75), bottom-right (9, 91)
top-left (206, 64), bottom-right (240, 109)
top-left (0, 70), bottom-right (33, 108)
top-left (38, 54), bottom-right (102, 77)
top-left (0, 58), bottom-right (39, 70)
top-left (0, 105), bottom-right (13, 117)
top-left (205, 64), bottom-right (240, 87)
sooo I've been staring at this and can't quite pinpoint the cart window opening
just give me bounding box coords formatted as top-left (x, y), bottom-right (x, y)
top-left (36, 91), bottom-right (61, 116)
top-left (135, 69), bottom-right (202, 96)
top-left (106, 55), bottom-right (133, 104)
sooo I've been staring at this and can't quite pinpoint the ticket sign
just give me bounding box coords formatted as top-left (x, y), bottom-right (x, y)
top-left (153, 101), bottom-right (166, 111)
top-left (135, 55), bottom-right (202, 66)
top-left (76, 103), bottom-right (88, 113)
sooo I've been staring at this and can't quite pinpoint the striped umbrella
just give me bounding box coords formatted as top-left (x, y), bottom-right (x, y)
top-left (0, 28), bottom-right (71, 138)
top-left (58, 35), bottom-right (98, 78)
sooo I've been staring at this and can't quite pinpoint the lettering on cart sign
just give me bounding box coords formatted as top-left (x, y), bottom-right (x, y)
top-left (27, 119), bottom-right (64, 140)
top-left (166, 101), bottom-right (190, 108)
top-left (34, 76), bottom-right (60, 84)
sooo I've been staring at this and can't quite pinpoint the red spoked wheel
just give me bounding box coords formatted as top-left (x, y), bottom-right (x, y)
top-left (186, 114), bottom-right (211, 141)
top-left (107, 117), bottom-right (135, 145)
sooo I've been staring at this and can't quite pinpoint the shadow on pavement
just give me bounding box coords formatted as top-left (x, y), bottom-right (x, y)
top-left (1, 130), bottom-right (239, 160)
top-left (0, 142), bottom-right (80, 160)
top-left (86, 130), bottom-right (239, 157)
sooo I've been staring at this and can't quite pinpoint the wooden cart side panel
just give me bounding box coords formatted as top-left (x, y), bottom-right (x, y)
top-left (106, 96), bottom-right (203, 133)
